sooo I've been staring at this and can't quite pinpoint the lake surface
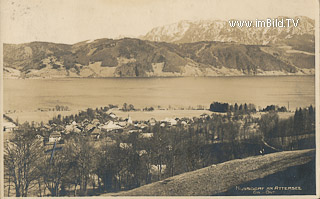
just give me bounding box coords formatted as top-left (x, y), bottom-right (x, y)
top-left (4, 76), bottom-right (315, 112)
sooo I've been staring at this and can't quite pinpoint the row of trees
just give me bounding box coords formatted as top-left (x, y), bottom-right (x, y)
top-left (54, 105), bottom-right (70, 111)
top-left (142, 107), bottom-right (155, 111)
top-left (261, 105), bottom-right (287, 112)
top-left (209, 102), bottom-right (256, 114)
top-left (210, 102), bottom-right (291, 113)
top-left (49, 107), bottom-right (113, 125)
top-left (121, 103), bottom-right (135, 112)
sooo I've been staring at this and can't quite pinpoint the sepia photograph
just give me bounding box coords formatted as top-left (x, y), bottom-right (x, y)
top-left (0, 0), bottom-right (318, 197)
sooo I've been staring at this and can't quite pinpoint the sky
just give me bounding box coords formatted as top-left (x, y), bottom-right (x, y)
top-left (0, 0), bottom-right (317, 44)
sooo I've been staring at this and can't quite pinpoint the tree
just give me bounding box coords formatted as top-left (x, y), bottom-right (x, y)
top-left (259, 112), bottom-right (279, 138)
top-left (4, 123), bottom-right (45, 197)
top-left (234, 103), bottom-right (239, 111)
top-left (128, 104), bottom-right (135, 111)
top-left (239, 104), bottom-right (243, 111)
top-left (278, 106), bottom-right (287, 112)
top-left (293, 108), bottom-right (304, 135)
top-left (122, 103), bottom-right (128, 111)
top-left (60, 136), bottom-right (96, 196)
top-left (41, 150), bottom-right (72, 196)
top-left (209, 102), bottom-right (229, 112)
top-left (244, 103), bottom-right (248, 113)
top-left (40, 136), bottom-right (94, 196)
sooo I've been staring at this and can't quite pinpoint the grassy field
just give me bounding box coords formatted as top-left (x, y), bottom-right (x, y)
top-left (5, 110), bottom-right (82, 123)
top-left (110, 109), bottom-right (214, 121)
top-left (101, 149), bottom-right (315, 196)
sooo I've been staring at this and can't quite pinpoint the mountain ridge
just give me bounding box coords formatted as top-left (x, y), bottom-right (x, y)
top-left (4, 39), bottom-right (314, 78)
top-left (3, 16), bottom-right (315, 78)
top-left (141, 16), bottom-right (314, 47)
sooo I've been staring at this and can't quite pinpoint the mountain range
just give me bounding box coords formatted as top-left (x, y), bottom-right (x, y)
top-left (142, 16), bottom-right (314, 46)
top-left (3, 16), bottom-right (315, 78)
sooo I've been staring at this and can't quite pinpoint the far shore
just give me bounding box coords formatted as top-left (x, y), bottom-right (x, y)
top-left (3, 73), bottom-right (315, 80)
top-left (5, 109), bottom-right (213, 124)
top-left (5, 108), bottom-right (295, 124)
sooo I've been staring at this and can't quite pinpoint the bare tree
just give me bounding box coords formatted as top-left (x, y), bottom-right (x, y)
top-left (4, 123), bottom-right (45, 197)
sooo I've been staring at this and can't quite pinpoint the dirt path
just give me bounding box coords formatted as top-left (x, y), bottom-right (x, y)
top-left (101, 149), bottom-right (315, 196)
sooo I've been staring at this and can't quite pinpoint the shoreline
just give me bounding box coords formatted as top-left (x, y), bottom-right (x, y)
top-left (3, 73), bottom-right (315, 80)
top-left (4, 108), bottom-right (295, 124)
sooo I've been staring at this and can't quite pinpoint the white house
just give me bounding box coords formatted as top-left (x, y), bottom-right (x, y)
top-left (149, 118), bottom-right (157, 126)
top-left (3, 122), bottom-right (16, 132)
top-left (139, 133), bottom-right (154, 138)
top-left (161, 118), bottom-right (177, 126)
top-left (181, 121), bottom-right (188, 126)
top-left (109, 113), bottom-right (117, 119)
top-left (138, 150), bottom-right (148, 156)
top-left (150, 164), bottom-right (167, 175)
top-left (100, 121), bottom-right (123, 132)
top-left (49, 131), bottom-right (62, 143)
top-left (119, 142), bottom-right (132, 149)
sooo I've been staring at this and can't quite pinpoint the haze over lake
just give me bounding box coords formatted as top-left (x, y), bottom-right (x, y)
top-left (4, 76), bottom-right (315, 112)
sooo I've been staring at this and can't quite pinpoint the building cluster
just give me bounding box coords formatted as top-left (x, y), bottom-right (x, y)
top-left (42, 112), bottom-right (193, 145)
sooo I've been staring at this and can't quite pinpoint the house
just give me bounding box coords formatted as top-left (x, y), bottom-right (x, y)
top-left (90, 128), bottom-right (101, 139)
top-left (99, 121), bottom-right (123, 132)
top-left (139, 133), bottom-right (153, 138)
top-left (161, 118), bottom-right (177, 126)
top-left (181, 121), bottom-right (188, 126)
top-left (128, 129), bottom-right (141, 134)
top-left (3, 122), bottom-right (16, 132)
top-left (85, 124), bottom-right (96, 132)
top-left (109, 113), bottom-right (117, 119)
top-left (117, 121), bottom-right (127, 127)
top-left (82, 119), bottom-right (89, 125)
top-left (35, 134), bottom-right (43, 139)
top-left (137, 123), bottom-right (148, 129)
top-left (119, 142), bottom-right (132, 149)
top-left (73, 126), bottom-right (82, 133)
top-left (65, 124), bottom-right (82, 134)
top-left (43, 124), bottom-right (51, 129)
top-left (49, 131), bottom-right (62, 143)
top-left (125, 115), bottom-right (133, 124)
top-left (138, 150), bottom-right (147, 156)
top-left (150, 164), bottom-right (167, 175)
top-left (149, 118), bottom-right (157, 126)
top-left (92, 119), bottom-right (100, 125)
top-left (81, 120), bottom-right (89, 127)
top-left (200, 113), bottom-right (209, 119)
top-left (65, 124), bottom-right (74, 133)
top-left (39, 108), bottom-right (50, 112)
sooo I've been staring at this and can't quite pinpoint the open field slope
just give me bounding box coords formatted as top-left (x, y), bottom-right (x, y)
top-left (103, 149), bottom-right (314, 196)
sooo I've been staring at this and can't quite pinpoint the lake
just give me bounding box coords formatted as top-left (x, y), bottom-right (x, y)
top-left (4, 76), bottom-right (315, 112)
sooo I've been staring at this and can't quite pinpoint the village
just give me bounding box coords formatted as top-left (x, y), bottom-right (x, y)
top-left (3, 102), bottom-right (315, 196)
top-left (3, 105), bottom-right (262, 146)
